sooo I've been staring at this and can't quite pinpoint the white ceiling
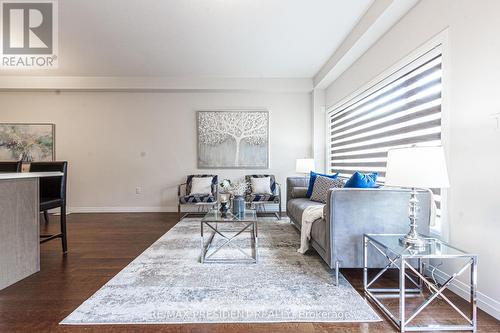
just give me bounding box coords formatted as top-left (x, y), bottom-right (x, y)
top-left (11, 0), bottom-right (373, 78)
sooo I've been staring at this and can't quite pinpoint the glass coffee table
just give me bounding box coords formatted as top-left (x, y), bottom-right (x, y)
top-left (200, 209), bottom-right (258, 264)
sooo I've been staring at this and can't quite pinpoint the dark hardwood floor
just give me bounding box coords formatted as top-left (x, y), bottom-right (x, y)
top-left (0, 213), bottom-right (498, 333)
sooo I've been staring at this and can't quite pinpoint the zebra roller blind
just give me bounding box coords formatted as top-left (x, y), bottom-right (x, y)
top-left (329, 54), bottom-right (442, 181)
top-left (328, 52), bottom-right (443, 224)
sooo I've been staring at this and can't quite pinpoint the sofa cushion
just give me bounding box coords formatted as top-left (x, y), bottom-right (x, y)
top-left (190, 177), bottom-right (213, 195)
top-left (245, 193), bottom-right (280, 203)
top-left (179, 194), bottom-right (215, 204)
top-left (250, 176), bottom-right (272, 194)
top-left (245, 175), bottom-right (276, 194)
top-left (286, 198), bottom-right (324, 227)
top-left (344, 171), bottom-right (378, 188)
top-left (310, 176), bottom-right (344, 203)
top-left (306, 171), bottom-right (339, 197)
top-left (291, 186), bottom-right (308, 198)
top-left (186, 174), bottom-right (217, 195)
top-left (311, 218), bottom-right (327, 250)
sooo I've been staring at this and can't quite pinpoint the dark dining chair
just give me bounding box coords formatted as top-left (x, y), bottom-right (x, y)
top-left (0, 161), bottom-right (22, 172)
top-left (30, 161), bottom-right (68, 254)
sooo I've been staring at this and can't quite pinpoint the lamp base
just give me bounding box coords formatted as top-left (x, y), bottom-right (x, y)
top-left (399, 234), bottom-right (426, 250)
top-left (400, 187), bottom-right (428, 250)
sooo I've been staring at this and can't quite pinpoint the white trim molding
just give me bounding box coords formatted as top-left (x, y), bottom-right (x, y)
top-left (0, 76), bottom-right (313, 93)
top-left (326, 29), bottom-right (449, 112)
top-left (314, 0), bottom-right (419, 89)
top-left (426, 267), bottom-right (500, 320)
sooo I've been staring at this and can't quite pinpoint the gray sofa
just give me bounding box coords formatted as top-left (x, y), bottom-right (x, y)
top-left (286, 177), bottom-right (431, 281)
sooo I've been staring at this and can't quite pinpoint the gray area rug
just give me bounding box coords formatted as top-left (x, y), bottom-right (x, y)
top-left (61, 217), bottom-right (380, 324)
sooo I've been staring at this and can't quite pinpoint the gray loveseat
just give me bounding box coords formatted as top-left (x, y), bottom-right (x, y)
top-left (286, 177), bottom-right (431, 282)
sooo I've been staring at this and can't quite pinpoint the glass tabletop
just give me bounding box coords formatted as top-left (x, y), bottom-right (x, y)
top-left (202, 208), bottom-right (257, 223)
top-left (365, 234), bottom-right (474, 258)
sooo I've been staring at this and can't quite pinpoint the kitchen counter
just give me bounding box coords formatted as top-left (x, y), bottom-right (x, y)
top-left (0, 172), bottom-right (62, 290)
top-left (0, 172), bottom-right (63, 180)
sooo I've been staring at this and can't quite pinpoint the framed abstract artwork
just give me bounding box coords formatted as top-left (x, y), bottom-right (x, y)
top-left (197, 110), bottom-right (269, 169)
top-left (0, 123), bottom-right (55, 162)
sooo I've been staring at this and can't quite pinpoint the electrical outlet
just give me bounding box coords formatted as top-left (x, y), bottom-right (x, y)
top-left (135, 187), bottom-right (142, 194)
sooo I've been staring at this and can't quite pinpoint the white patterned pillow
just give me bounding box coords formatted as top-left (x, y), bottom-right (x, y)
top-left (310, 175), bottom-right (344, 203)
top-left (190, 177), bottom-right (213, 195)
top-left (251, 176), bottom-right (272, 194)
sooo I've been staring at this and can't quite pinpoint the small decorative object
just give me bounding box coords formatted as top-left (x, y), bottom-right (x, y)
top-left (0, 123), bottom-right (55, 162)
top-left (219, 201), bottom-right (229, 217)
top-left (228, 182), bottom-right (248, 197)
top-left (219, 179), bottom-right (232, 192)
top-left (197, 110), bottom-right (269, 169)
top-left (219, 193), bottom-right (230, 216)
top-left (232, 195), bottom-right (245, 216)
top-left (385, 146), bottom-right (450, 248)
top-left (219, 193), bottom-right (230, 203)
top-left (228, 182), bottom-right (248, 216)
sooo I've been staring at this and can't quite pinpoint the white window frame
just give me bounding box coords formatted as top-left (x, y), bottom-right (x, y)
top-left (325, 30), bottom-right (450, 239)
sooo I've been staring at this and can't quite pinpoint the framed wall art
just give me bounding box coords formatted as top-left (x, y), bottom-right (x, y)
top-left (197, 110), bottom-right (269, 169)
top-left (0, 123), bottom-right (55, 162)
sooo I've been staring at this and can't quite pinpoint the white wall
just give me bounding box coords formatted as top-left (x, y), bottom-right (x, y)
top-left (325, 0), bottom-right (500, 318)
top-left (0, 91), bottom-right (311, 211)
top-left (312, 89), bottom-right (326, 173)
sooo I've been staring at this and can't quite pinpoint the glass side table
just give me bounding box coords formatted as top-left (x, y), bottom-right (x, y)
top-left (363, 234), bottom-right (477, 332)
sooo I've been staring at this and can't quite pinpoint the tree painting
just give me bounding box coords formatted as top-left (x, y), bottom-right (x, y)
top-left (198, 111), bottom-right (269, 168)
top-left (0, 124), bottom-right (54, 162)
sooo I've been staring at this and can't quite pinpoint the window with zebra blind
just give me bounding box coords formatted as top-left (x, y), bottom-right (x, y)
top-left (327, 49), bottom-right (444, 228)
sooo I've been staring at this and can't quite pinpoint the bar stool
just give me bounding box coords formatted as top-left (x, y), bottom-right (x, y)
top-left (30, 161), bottom-right (68, 254)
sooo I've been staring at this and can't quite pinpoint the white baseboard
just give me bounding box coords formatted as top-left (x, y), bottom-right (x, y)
top-left (425, 266), bottom-right (500, 320)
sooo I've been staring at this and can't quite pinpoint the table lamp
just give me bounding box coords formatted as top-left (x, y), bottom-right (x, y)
top-left (385, 146), bottom-right (450, 248)
top-left (296, 158), bottom-right (315, 176)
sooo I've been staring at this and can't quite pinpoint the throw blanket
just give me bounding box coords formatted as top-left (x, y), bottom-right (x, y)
top-left (298, 204), bottom-right (325, 254)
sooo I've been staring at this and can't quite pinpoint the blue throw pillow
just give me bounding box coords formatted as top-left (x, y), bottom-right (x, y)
top-left (344, 172), bottom-right (378, 188)
top-left (306, 171), bottom-right (339, 197)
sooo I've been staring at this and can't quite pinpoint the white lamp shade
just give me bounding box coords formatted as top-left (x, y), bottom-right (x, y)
top-left (385, 146), bottom-right (450, 189)
top-left (296, 158), bottom-right (315, 174)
